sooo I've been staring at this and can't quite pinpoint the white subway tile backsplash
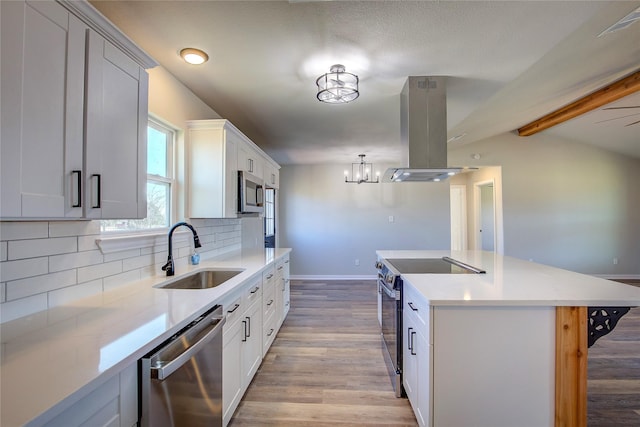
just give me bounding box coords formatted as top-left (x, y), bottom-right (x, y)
top-left (103, 270), bottom-right (141, 292)
top-left (8, 237), bottom-right (77, 260)
top-left (77, 261), bottom-right (122, 284)
top-left (103, 248), bottom-right (141, 262)
top-left (0, 218), bottom-right (242, 322)
top-left (7, 270), bottom-right (77, 301)
top-left (77, 235), bottom-right (100, 252)
top-left (0, 293), bottom-right (48, 323)
top-left (49, 250), bottom-right (103, 272)
top-left (49, 221), bottom-right (100, 237)
top-left (0, 222), bottom-right (48, 241)
top-left (0, 257), bottom-right (49, 282)
top-left (48, 280), bottom-right (103, 308)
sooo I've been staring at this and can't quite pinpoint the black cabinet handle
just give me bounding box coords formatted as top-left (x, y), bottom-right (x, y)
top-left (242, 320), bottom-right (248, 342)
top-left (408, 302), bottom-right (418, 312)
top-left (250, 286), bottom-right (260, 294)
top-left (227, 303), bottom-right (240, 314)
top-left (408, 327), bottom-right (414, 352)
top-left (72, 170), bottom-right (82, 207)
top-left (92, 174), bottom-right (101, 208)
top-left (267, 328), bottom-right (274, 337)
top-left (411, 331), bottom-right (417, 355)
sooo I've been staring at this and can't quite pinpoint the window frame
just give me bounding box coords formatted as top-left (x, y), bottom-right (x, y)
top-left (99, 117), bottom-right (176, 233)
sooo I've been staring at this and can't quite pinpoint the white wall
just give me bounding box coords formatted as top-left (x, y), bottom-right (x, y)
top-left (449, 132), bottom-right (640, 276)
top-left (279, 163), bottom-right (451, 277)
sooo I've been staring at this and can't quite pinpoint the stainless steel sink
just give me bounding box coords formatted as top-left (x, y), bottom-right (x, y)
top-left (156, 270), bottom-right (243, 290)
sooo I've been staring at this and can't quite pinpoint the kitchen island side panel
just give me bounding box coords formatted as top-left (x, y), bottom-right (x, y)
top-left (432, 306), bottom-right (555, 427)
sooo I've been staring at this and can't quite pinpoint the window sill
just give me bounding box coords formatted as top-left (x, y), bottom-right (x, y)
top-left (95, 229), bottom-right (191, 254)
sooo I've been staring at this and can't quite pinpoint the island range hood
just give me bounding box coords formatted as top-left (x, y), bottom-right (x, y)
top-left (383, 76), bottom-right (463, 182)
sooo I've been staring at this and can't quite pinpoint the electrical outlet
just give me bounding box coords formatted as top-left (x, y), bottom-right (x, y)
top-left (613, 257), bottom-right (618, 265)
top-left (355, 259), bottom-right (360, 266)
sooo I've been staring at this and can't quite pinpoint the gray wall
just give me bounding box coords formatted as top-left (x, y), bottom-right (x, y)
top-left (279, 163), bottom-right (451, 277)
top-left (449, 132), bottom-right (640, 276)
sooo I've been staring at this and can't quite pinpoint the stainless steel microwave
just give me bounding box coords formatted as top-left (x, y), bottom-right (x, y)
top-left (238, 170), bottom-right (264, 214)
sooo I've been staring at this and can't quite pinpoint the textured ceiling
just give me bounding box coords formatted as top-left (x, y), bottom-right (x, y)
top-left (90, 1), bottom-right (640, 165)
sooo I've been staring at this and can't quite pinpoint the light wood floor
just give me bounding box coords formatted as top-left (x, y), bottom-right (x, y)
top-left (229, 280), bottom-right (418, 426)
top-left (588, 280), bottom-right (640, 426)
top-left (229, 279), bottom-right (640, 426)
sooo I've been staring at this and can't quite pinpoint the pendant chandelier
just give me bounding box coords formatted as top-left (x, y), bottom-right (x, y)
top-left (316, 64), bottom-right (359, 104)
top-left (344, 154), bottom-right (379, 184)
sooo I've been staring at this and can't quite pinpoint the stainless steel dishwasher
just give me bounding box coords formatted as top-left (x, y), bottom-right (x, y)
top-left (140, 305), bottom-right (225, 427)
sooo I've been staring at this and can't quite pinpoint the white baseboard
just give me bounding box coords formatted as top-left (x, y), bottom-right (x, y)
top-left (290, 275), bottom-right (377, 281)
top-left (592, 274), bottom-right (640, 280)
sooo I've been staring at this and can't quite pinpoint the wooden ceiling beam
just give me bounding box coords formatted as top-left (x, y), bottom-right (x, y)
top-left (517, 70), bottom-right (640, 136)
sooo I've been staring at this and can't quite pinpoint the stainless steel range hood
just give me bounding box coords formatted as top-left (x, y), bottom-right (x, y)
top-left (383, 76), bottom-right (462, 182)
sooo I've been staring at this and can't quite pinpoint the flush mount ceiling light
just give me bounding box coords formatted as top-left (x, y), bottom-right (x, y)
top-left (180, 48), bottom-right (209, 65)
top-left (316, 64), bottom-right (359, 104)
top-left (344, 154), bottom-right (379, 184)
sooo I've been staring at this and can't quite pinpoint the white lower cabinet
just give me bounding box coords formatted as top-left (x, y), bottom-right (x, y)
top-left (403, 283), bottom-right (430, 427)
top-left (221, 256), bottom-right (290, 426)
top-left (46, 362), bottom-right (137, 427)
top-left (401, 279), bottom-right (556, 427)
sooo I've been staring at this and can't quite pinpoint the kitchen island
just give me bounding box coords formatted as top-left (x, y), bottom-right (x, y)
top-left (376, 250), bottom-right (640, 427)
top-left (0, 248), bottom-right (291, 427)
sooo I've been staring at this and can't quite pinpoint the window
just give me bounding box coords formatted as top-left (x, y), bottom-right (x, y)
top-left (101, 119), bottom-right (175, 232)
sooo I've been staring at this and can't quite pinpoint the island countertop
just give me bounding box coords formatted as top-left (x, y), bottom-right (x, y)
top-left (376, 250), bottom-right (640, 306)
top-left (0, 248), bottom-right (291, 427)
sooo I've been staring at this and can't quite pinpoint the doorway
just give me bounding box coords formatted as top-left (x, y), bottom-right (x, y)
top-left (264, 188), bottom-right (275, 248)
top-left (450, 185), bottom-right (467, 251)
top-left (474, 181), bottom-right (496, 252)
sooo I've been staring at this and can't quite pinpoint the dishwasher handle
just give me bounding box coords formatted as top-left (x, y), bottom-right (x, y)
top-left (151, 315), bottom-right (226, 380)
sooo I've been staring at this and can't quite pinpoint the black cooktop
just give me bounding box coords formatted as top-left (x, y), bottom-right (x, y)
top-left (386, 257), bottom-right (485, 274)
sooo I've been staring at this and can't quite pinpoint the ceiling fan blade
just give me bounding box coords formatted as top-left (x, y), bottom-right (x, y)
top-left (624, 119), bottom-right (640, 127)
top-left (603, 106), bottom-right (640, 110)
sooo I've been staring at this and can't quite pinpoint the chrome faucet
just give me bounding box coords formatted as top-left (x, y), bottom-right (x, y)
top-left (161, 221), bottom-right (202, 276)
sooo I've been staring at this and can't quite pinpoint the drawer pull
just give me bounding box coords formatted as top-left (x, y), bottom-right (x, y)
top-left (250, 286), bottom-right (260, 294)
top-left (277, 266), bottom-right (284, 271)
top-left (408, 302), bottom-right (418, 312)
top-left (267, 299), bottom-right (274, 307)
top-left (227, 303), bottom-right (240, 314)
top-left (267, 328), bottom-right (274, 337)
top-left (408, 327), bottom-right (414, 352)
top-left (266, 273), bottom-right (274, 280)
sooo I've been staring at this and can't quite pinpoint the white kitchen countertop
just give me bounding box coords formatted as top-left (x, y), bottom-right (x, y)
top-left (0, 248), bottom-right (291, 427)
top-left (377, 250), bottom-right (640, 306)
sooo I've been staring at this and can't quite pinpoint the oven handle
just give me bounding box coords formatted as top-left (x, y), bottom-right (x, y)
top-left (378, 279), bottom-right (397, 299)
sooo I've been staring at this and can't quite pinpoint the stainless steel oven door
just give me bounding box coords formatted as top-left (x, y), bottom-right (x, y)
top-left (379, 276), bottom-right (403, 397)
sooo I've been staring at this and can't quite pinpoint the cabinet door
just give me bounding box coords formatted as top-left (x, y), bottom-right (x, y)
top-left (264, 163), bottom-right (279, 189)
top-left (223, 319), bottom-right (243, 425)
top-left (1, 0), bottom-right (85, 218)
top-left (242, 300), bottom-right (263, 388)
top-left (283, 258), bottom-right (291, 318)
top-left (237, 144), bottom-right (264, 179)
top-left (403, 314), bottom-right (418, 403)
top-left (85, 30), bottom-right (148, 219)
top-left (414, 329), bottom-right (430, 427)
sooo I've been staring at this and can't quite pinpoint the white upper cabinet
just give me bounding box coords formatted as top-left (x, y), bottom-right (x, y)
top-left (0, 0), bottom-right (156, 220)
top-left (1, 1), bottom-right (86, 218)
top-left (188, 120), bottom-right (239, 219)
top-left (263, 161), bottom-right (280, 189)
top-left (188, 119), bottom-right (280, 218)
top-left (237, 143), bottom-right (264, 180)
top-left (84, 30), bottom-right (148, 219)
